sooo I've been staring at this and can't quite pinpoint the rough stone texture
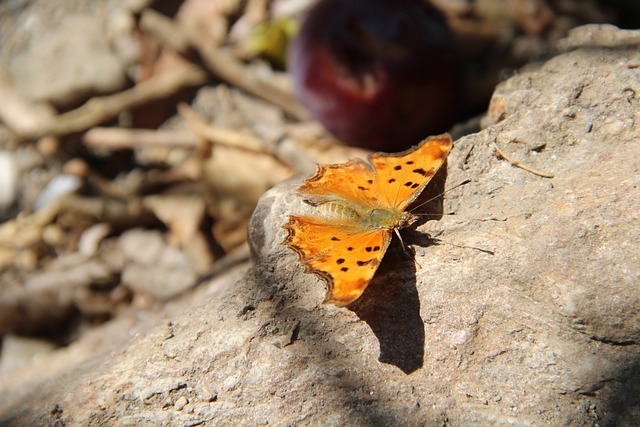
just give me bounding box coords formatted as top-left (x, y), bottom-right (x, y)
top-left (9, 13), bottom-right (128, 107)
top-left (1, 24), bottom-right (639, 426)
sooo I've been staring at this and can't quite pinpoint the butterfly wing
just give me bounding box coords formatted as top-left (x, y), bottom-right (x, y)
top-left (284, 216), bottom-right (392, 306)
top-left (297, 158), bottom-right (381, 212)
top-left (370, 133), bottom-right (452, 211)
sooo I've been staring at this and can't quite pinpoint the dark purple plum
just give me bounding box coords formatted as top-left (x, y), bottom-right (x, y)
top-left (289, 0), bottom-right (462, 151)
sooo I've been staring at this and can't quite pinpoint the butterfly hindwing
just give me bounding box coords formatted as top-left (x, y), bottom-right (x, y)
top-left (284, 216), bottom-right (392, 306)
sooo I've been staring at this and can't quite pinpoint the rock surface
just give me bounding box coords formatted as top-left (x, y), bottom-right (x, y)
top-left (1, 24), bottom-right (639, 426)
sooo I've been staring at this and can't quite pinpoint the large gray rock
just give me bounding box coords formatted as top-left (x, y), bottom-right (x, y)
top-left (1, 24), bottom-right (639, 426)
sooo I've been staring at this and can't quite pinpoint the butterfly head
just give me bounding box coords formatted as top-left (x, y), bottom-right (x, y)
top-left (366, 208), bottom-right (417, 231)
top-left (397, 211), bottom-right (418, 230)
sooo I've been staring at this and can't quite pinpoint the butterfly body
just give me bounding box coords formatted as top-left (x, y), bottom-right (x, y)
top-left (284, 134), bottom-right (452, 306)
top-left (366, 208), bottom-right (414, 230)
top-left (316, 201), bottom-right (413, 231)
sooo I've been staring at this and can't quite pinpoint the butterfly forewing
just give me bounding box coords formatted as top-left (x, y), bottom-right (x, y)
top-left (284, 216), bottom-right (392, 306)
top-left (297, 158), bottom-right (381, 210)
top-left (370, 134), bottom-right (452, 211)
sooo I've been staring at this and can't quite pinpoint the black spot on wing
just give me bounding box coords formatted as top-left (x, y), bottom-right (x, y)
top-left (336, 258), bottom-right (345, 264)
top-left (388, 178), bottom-right (396, 183)
top-left (394, 165), bottom-right (402, 170)
top-left (413, 168), bottom-right (428, 176)
top-left (402, 181), bottom-right (420, 189)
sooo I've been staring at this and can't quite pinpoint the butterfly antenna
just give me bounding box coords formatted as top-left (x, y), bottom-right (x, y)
top-left (410, 179), bottom-right (471, 213)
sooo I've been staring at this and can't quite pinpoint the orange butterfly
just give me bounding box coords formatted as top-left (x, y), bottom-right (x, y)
top-left (283, 134), bottom-right (452, 306)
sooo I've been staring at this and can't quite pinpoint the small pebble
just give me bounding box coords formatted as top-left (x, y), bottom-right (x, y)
top-left (0, 151), bottom-right (17, 212)
top-left (174, 396), bottom-right (188, 411)
top-left (33, 174), bottom-right (82, 211)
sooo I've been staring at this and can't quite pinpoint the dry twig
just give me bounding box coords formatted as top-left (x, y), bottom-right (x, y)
top-left (140, 9), bottom-right (191, 53)
top-left (142, 8), bottom-right (309, 121)
top-left (177, 103), bottom-right (266, 153)
top-left (178, 103), bottom-right (291, 169)
top-left (17, 66), bottom-right (208, 141)
top-left (493, 143), bottom-right (555, 178)
top-left (83, 128), bottom-right (200, 150)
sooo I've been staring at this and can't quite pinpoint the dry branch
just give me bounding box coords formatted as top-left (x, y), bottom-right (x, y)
top-left (140, 8), bottom-right (310, 121)
top-left (17, 66), bottom-right (208, 141)
top-left (493, 143), bottom-right (555, 178)
top-left (177, 103), bottom-right (266, 153)
top-left (83, 128), bottom-right (200, 150)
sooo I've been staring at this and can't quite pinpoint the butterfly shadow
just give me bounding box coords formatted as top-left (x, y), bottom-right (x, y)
top-left (346, 167), bottom-right (448, 375)
top-left (347, 241), bottom-right (427, 374)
